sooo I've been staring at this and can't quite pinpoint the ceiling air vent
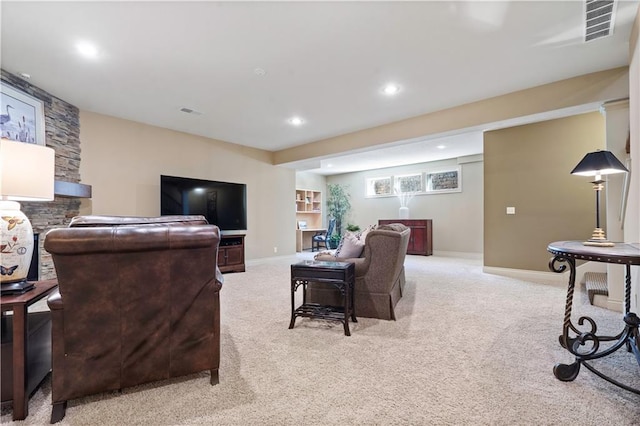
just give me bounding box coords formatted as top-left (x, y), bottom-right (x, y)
top-left (179, 107), bottom-right (202, 116)
top-left (585, 0), bottom-right (616, 42)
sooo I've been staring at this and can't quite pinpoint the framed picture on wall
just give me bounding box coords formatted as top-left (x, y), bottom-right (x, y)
top-left (0, 83), bottom-right (45, 145)
top-left (366, 177), bottom-right (392, 197)
top-left (425, 167), bottom-right (462, 194)
top-left (394, 173), bottom-right (423, 193)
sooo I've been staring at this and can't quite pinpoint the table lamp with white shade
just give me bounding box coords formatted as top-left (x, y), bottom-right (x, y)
top-left (0, 139), bottom-right (55, 294)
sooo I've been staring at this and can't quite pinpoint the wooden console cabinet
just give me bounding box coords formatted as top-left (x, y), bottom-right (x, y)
top-left (218, 235), bottom-right (245, 273)
top-left (378, 219), bottom-right (432, 256)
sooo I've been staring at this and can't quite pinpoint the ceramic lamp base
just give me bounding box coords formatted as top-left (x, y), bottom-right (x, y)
top-left (0, 200), bottom-right (34, 284)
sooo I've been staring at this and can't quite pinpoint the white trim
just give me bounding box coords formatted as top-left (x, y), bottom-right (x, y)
top-left (432, 251), bottom-right (482, 260)
top-left (483, 261), bottom-right (607, 287)
top-left (606, 299), bottom-right (624, 312)
top-left (483, 266), bottom-right (567, 285)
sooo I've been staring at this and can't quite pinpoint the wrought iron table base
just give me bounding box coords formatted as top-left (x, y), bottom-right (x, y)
top-left (548, 242), bottom-right (640, 395)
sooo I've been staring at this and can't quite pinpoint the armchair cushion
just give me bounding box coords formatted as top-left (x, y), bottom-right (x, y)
top-left (335, 232), bottom-right (365, 258)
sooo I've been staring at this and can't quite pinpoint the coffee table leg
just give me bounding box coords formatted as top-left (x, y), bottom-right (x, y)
top-left (289, 278), bottom-right (297, 329)
top-left (343, 282), bottom-right (351, 336)
top-left (350, 280), bottom-right (357, 323)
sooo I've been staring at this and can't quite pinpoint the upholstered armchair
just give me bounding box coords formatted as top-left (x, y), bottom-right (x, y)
top-left (310, 223), bottom-right (410, 320)
top-left (44, 215), bottom-right (222, 423)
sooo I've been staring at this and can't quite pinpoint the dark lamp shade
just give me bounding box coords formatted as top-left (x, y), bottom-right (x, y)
top-left (570, 150), bottom-right (629, 177)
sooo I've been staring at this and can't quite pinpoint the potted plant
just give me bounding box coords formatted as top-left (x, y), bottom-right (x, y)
top-left (328, 234), bottom-right (341, 250)
top-left (326, 183), bottom-right (351, 238)
top-left (346, 224), bottom-right (360, 232)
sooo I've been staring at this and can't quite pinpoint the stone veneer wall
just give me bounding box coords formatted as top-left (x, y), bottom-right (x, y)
top-left (1, 69), bottom-right (83, 280)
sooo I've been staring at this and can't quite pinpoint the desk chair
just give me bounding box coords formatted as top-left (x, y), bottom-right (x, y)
top-left (312, 218), bottom-right (335, 252)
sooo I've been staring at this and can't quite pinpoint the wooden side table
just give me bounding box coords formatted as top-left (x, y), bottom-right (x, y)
top-left (1, 279), bottom-right (58, 420)
top-left (289, 260), bottom-right (356, 336)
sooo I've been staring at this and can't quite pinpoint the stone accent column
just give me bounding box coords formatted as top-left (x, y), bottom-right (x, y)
top-left (1, 70), bottom-right (83, 280)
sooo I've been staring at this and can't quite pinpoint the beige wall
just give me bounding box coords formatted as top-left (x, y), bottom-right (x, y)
top-left (484, 112), bottom-right (605, 271)
top-left (296, 171), bottom-right (326, 192)
top-left (326, 156), bottom-right (483, 254)
top-left (79, 111), bottom-right (297, 259)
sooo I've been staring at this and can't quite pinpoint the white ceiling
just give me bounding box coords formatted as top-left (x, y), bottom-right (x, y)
top-left (1, 1), bottom-right (638, 175)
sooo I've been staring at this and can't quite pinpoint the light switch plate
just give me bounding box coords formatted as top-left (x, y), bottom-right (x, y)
top-left (506, 207), bottom-right (516, 215)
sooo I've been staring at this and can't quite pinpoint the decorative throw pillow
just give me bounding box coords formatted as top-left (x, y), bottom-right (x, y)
top-left (334, 233), bottom-right (348, 255)
top-left (335, 232), bottom-right (365, 258)
top-left (335, 230), bottom-right (357, 253)
top-left (356, 224), bottom-right (376, 242)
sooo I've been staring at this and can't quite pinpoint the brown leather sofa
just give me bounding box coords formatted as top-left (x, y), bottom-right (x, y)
top-left (310, 223), bottom-right (410, 320)
top-left (44, 215), bottom-right (222, 423)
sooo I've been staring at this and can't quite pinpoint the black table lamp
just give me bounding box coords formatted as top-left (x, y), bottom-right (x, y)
top-left (570, 150), bottom-right (629, 246)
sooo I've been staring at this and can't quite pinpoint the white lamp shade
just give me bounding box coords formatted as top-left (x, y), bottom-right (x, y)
top-left (0, 139), bottom-right (55, 201)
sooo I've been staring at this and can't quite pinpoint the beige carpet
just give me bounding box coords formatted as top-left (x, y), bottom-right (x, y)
top-left (3, 254), bottom-right (639, 425)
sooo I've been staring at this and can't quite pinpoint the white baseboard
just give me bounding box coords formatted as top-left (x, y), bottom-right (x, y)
top-left (606, 298), bottom-right (624, 312)
top-left (433, 251), bottom-right (483, 259)
top-left (483, 261), bottom-right (609, 287)
top-left (482, 266), bottom-right (567, 285)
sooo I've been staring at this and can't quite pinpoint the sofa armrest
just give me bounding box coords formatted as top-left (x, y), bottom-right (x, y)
top-left (313, 252), bottom-right (337, 262)
top-left (47, 289), bottom-right (63, 311)
top-left (313, 254), bottom-right (369, 277)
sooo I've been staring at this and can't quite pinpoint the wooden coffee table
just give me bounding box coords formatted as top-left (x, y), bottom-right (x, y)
top-left (289, 260), bottom-right (356, 336)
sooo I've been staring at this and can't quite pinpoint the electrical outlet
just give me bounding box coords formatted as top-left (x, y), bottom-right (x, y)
top-left (506, 207), bottom-right (516, 215)
top-left (273, 246), bottom-right (278, 253)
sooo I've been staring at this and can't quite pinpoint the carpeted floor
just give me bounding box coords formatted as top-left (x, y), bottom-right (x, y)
top-left (2, 254), bottom-right (639, 425)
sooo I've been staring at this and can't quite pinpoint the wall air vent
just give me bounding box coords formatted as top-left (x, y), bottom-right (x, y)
top-left (584, 0), bottom-right (616, 42)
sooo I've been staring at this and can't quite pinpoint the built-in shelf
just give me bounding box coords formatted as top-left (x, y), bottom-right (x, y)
top-left (295, 189), bottom-right (321, 213)
top-left (295, 188), bottom-right (322, 232)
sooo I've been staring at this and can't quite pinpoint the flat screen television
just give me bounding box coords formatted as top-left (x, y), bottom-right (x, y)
top-left (160, 175), bottom-right (247, 233)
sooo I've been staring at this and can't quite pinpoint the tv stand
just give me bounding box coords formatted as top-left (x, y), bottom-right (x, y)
top-left (218, 235), bottom-right (245, 273)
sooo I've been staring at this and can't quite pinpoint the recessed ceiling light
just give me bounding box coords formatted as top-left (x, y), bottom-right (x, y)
top-left (288, 117), bottom-right (304, 126)
top-left (76, 41), bottom-right (99, 59)
top-left (382, 83), bottom-right (401, 95)
top-left (437, 145), bottom-right (446, 149)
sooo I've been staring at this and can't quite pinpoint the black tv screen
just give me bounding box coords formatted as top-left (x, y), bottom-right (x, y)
top-left (161, 175), bottom-right (247, 233)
